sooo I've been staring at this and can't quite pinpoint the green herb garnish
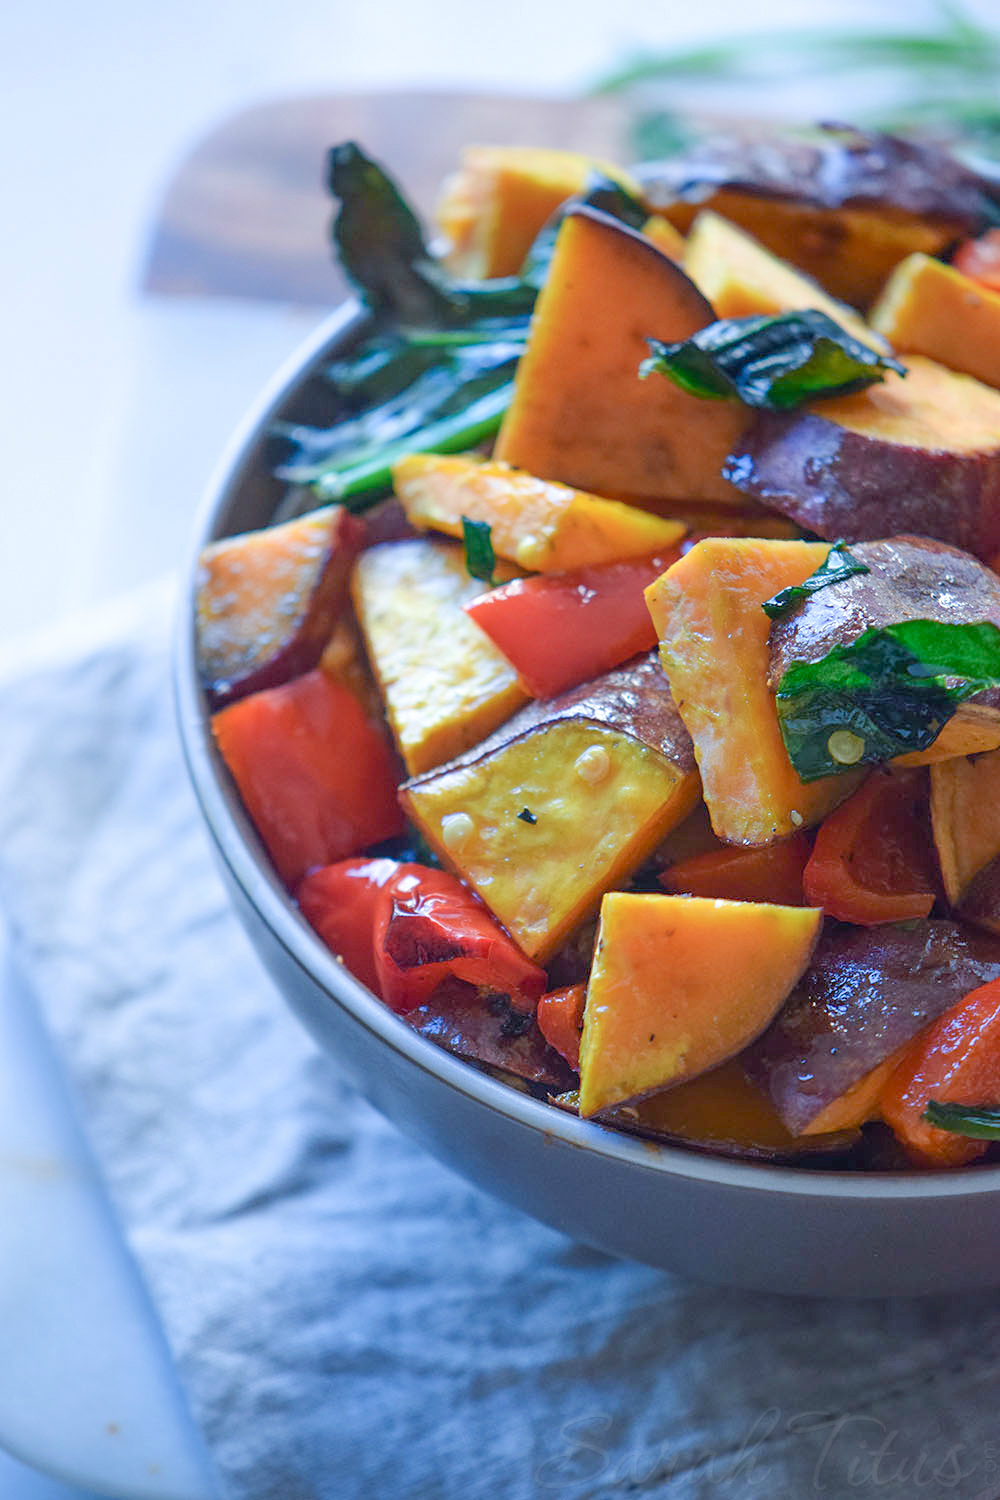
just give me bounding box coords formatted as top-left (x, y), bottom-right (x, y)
top-left (642, 311), bottom-right (905, 411)
top-left (462, 517), bottom-right (498, 586)
top-left (762, 542), bottom-right (871, 621)
top-left (923, 1101), bottom-right (1000, 1139)
top-left (517, 807), bottom-right (538, 824)
top-left (776, 618), bottom-right (1000, 781)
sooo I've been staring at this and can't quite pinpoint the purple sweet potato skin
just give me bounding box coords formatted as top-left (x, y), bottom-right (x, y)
top-left (766, 536), bottom-right (1000, 690)
top-left (744, 919), bottom-right (1000, 1134)
top-left (635, 123), bottom-right (1000, 227)
top-left (725, 413), bottom-right (1000, 561)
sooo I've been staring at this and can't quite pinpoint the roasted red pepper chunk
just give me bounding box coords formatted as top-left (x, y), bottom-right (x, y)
top-left (462, 549), bottom-right (680, 699)
top-left (211, 669), bottom-right (405, 886)
top-left (880, 977), bottom-right (1000, 1167)
top-left (298, 858), bottom-right (547, 1014)
top-left (803, 767), bottom-right (939, 925)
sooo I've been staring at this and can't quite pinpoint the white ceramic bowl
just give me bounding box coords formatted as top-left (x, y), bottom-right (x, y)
top-left (175, 303), bottom-right (1000, 1297)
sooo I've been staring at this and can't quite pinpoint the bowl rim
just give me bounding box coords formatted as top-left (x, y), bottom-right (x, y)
top-left (174, 299), bottom-right (1000, 1205)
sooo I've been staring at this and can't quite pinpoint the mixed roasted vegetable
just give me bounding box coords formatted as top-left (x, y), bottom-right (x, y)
top-left (198, 123), bottom-right (1000, 1170)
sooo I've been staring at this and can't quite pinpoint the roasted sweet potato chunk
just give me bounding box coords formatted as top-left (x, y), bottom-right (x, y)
top-left (636, 124), bottom-right (1000, 307)
top-left (745, 920), bottom-right (1000, 1135)
top-left (725, 357), bottom-right (1000, 560)
top-left (436, 145), bottom-right (633, 278)
top-left (400, 653), bottom-right (699, 961)
top-left (931, 749), bottom-right (1000, 906)
top-left (870, 253), bottom-right (1000, 391)
top-left (766, 536), bottom-right (1000, 765)
top-left (578, 893), bottom-right (821, 1115)
top-left (683, 210), bottom-right (881, 346)
top-left (647, 538), bottom-right (857, 844)
top-left (352, 538), bottom-right (528, 775)
top-left (196, 506), bottom-right (364, 706)
top-left (393, 454), bottom-right (684, 571)
top-left (493, 207), bottom-right (748, 503)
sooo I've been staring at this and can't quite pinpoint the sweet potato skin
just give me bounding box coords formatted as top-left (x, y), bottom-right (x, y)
top-left (725, 362), bottom-right (1000, 560)
top-left (196, 506), bottom-right (364, 706)
top-left (767, 536), bottom-right (1000, 682)
top-left (636, 124), bottom-right (999, 306)
top-left (744, 919), bottom-right (1000, 1134)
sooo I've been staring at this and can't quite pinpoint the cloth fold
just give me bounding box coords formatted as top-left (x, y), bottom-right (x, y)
top-left (1, 581), bottom-right (999, 1500)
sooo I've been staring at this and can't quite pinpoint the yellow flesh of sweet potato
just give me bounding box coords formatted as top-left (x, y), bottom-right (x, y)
top-left (436, 145), bottom-right (637, 279)
top-left (661, 193), bottom-right (955, 309)
top-left (402, 721), bottom-right (697, 962)
top-left (400, 655), bottom-right (699, 961)
top-left (870, 252), bottom-right (1000, 391)
top-left (351, 538), bottom-right (528, 776)
top-left (646, 538), bottom-right (859, 844)
top-left (930, 748), bottom-right (1000, 906)
top-left (579, 893), bottom-right (822, 1116)
top-left (683, 210), bottom-right (884, 349)
top-left (393, 454), bottom-right (685, 571)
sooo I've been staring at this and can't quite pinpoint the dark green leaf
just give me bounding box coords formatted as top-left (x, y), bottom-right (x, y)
top-left (328, 142), bottom-right (462, 326)
top-left (462, 517), bottom-right (498, 586)
top-left (775, 618), bottom-right (1000, 781)
top-left (642, 311), bottom-right (905, 411)
top-left (274, 340), bottom-right (519, 507)
top-left (922, 1101), bottom-right (1000, 1139)
top-left (762, 542), bottom-right (871, 620)
top-left (517, 807), bottom-right (537, 824)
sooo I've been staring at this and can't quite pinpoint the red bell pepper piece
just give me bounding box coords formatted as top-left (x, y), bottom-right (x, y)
top-left (463, 549), bottom-right (680, 699)
top-left (536, 984), bottom-right (586, 1072)
top-left (802, 768), bottom-right (939, 925)
top-left (660, 833), bottom-right (811, 906)
top-left (298, 859), bottom-right (546, 1014)
top-left (211, 669), bottom-right (405, 886)
top-left (880, 978), bottom-right (1000, 1167)
top-left (952, 230), bottom-right (1000, 294)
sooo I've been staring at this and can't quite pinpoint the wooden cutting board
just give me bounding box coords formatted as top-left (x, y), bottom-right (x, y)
top-left (143, 90), bottom-right (631, 307)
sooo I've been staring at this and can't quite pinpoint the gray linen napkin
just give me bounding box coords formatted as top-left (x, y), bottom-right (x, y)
top-left (1, 582), bottom-right (999, 1500)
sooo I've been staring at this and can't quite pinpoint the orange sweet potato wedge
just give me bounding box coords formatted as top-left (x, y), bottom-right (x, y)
top-left (493, 206), bottom-right (749, 503)
top-left (931, 749), bottom-right (1000, 907)
top-left (196, 506), bottom-right (364, 706)
top-left (392, 453), bottom-right (685, 571)
top-left (436, 145), bottom-right (635, 279)
top-left (870, 253), bottom-right (1000, 391)
top-left (578, 892), bottom-right (822, 1116)
top-left (646, 537), bottom-right (859, 844)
